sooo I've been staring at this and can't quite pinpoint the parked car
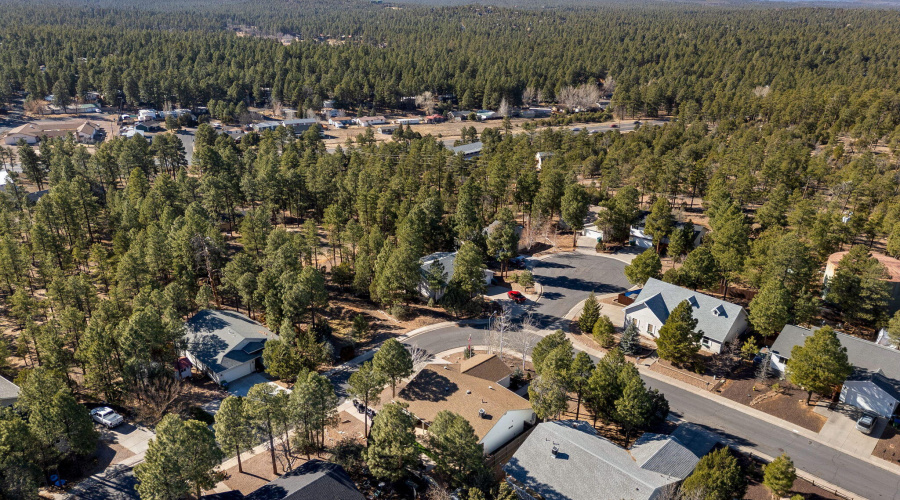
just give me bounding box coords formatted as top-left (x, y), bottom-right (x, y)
top-left (857, 414), bottom-right (876, 434)
top-left (509, 256), bottom-right (527, 269)
top-left (610, 123), bottom-right (618, 128)
top-left (507, 290), bottom-right (527, 304)
top-left (90, 407), bottom-right (124, 428)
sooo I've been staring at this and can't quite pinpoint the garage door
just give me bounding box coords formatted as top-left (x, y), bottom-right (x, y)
top-left (220, 362), bottom-right (254, 384)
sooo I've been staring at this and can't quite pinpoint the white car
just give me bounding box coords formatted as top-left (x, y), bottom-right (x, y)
top-left (90, 407), bottom-right (125, 428)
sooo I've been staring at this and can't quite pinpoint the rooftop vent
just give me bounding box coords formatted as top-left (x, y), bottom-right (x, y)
top-left (466, 390), bottom-right (471, 395)
top-left (479, 409), bottom-right (486, 419)
top-left (551, 446), bottom-right (559, 456)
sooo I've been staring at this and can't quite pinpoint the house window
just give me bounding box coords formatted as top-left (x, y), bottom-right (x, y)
top-left (701, 337), bottom-right (711, 347)
top-left (647, 324), bottom-right (655, 335)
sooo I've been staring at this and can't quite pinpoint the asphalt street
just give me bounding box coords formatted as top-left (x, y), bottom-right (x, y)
top-left (399, 252), bottom-right (900, 500)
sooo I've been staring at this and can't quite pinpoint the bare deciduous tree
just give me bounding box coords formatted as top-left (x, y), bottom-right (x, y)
top-left (498, 98), bottom-right (511, 117)
top-left (486, 303), bottom-right (515, 357)
top-left (557, 83), bottom-right (602, 110)
top-left (522, 86), bottom-right (538, 105)
top-left (509, 313), bottom-right (539, 371)
top-left (415, 91), bottom-right (435, 114)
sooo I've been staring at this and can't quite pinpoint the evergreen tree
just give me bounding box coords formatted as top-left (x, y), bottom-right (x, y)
top-left (787, 326), bottom-right (852, 404)
top-left (643, 196), bottom-right (674, 252)
top-left (367, 402), bottom-right (418, 481)
top-left (763, 454), bottom-right (797, 498)
top-left (656, 300), bottom-right (702, 365)
top-left (614, 365), bottom-right (653, 444)
top-left (578, 292), bottom-right (600, 333)
top-left (560, 183), bottom-right (591, 248)
top-left (624, 248), bottom-right (662, 286)
top-left (619, 321), bottom-right (641, 355)
top-left (825, 245), bottom-right (891, 325)
top-left (709, 202), bottom-right (749, 298)
top-left (749, 279), bottom-right (791, 338)
top-left (214, 396), bottom-right (254, 473)
top-left (678, 245), bottom-right (721, 291)
top-left (681, 447), bottom-right (747, 500)
top-left (569, 351), bottom-right (595, 420)
top-left (372, 338), bottom-right (413, 398)
top-left (531, 330), bottom-right (572, 375)
top-left (347, 361), bottom-right (387, 439)
top-left (528, 372), bottom-right (568, 420)
top-left (486, 207), bottom-right (520, 275)
top-left (450, 241), bottom-right (487, 298)
top-left (592, 315), bottom-right (615, 348)
top-left (135, 414), bottom-right (224, 500)
top-left (426, 411), bottom-right (488, 489)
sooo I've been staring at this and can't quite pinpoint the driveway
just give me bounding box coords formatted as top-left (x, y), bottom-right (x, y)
top-left (99, 423), bottom-right (154, 458)
top-left (818, 406), bottom-right (885, 457)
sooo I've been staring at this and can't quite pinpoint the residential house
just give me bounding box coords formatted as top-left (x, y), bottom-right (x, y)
top-left (504, 420), bottom-right (716, 500)
top-left (475, 110), bottom-right (498, 121)
top-left (448, 110), bottom-right (473, 122)
top-left (419, 251), bottom-right (494, 301)
top-left (137, 109), bottom-right (158, 121)
top-left (771, 325), bottom-right (900, 418)
top-left (252, 121), bottom-right (282, 133)
top-left (377, 126), bottom-right (397, 135)
top-left (281, 118), bottom-right (318, 135)
top-left (449, 141), bottom-right (483, 159)
top-left (3, 121), bottom-right (102, 145)
top-left (395, 363), bottom-right (536, 455)
top-left (424, 114), bottom-right (444, 124)
top-left (327, 117), bottom-right (354, 128)
top-left (122, 129), bottom-right (151, 143)
top-left (460, 353), bottom-right (514, 388)
top-left (623, 278), bottom-right (748, 353)
top-left (354, 116), bottom-right (387, 127)
top-left (0, 375), bottom-right (20, 407)
top-left (629, 216), bottom-right (707, 250)
top-left (183, 309), bottom-right (279, 385)
top-left (824, 250), bottom-right (900, 314)
top-left (242, 460), bottom-right (364, 500)
top-left (394, 118), bottom-right (421, 126)
top-left (518, 107), bottom-right (552, 119)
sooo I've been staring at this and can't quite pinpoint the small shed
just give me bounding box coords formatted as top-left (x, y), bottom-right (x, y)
top-left (175, 357), bottom-right (193, 379)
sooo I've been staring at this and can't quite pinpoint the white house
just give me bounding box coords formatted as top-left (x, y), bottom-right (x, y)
top-left (0, 375), bottom-right (19, 407)
top-left (419, 251), bottom-right (494, 301)
top-left (354, 116), bottom-right (388, 127)
top-left (629, 218), bottom-right (707, 249)
top-left (281, 118), bottom-right (318, 135)
top-left (397, 364), bottom-right (536, 455)
top-left (137, 109), bottom-right (158, 122)
top-left (394, 118), bottom-right (421, 126)
top-left (252, 121), bottom-right (281, 132)
top-left (328, 117), bottom-right (354, 128)
top-left (771, 325), bottom-right (900, 418)
top-left (183, 309), bottom-right (279, 385)
top-left (623, 278), bottom-right (748, 353)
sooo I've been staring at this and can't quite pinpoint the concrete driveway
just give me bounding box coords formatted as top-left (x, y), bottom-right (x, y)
top-left (818, 407), bottom-right (885, 457)
top-left (99, 423), bottom-right (154, 458)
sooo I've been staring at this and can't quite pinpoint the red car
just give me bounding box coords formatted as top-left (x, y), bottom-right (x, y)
top-left (507, 290), bottom-right (526, 304)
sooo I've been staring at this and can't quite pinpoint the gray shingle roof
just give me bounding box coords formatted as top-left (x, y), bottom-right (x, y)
top-left (504, 421), bottom-right (707, 500)
top-left (772, 325), bottom-right (900, 381)
top-left (0, 375), bottom-right (19, 400)
top-left (625, 278), bottom-right (747, 343)
top-left (244, 460), bottom-right (364, 500)
top-left (184, 310), bottom-right (278, 374)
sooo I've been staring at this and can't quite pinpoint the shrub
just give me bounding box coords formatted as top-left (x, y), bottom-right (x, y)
top-left (592, 315), bottom-right (616, 348)
top-left (389, 304), bottom-right (414, 321)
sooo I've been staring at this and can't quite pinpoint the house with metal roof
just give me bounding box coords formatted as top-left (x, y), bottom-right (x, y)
top-left (623, 278), bottom-right (748, 353)
top-left (504, 421), bottom-right (715, 500)
top-left (449, 141), bottom-right (483, 159)
top-left (183, 310), bottom-right (279, 385)
top-left (0, 375), bottom-right (20, 407)
top-left (771, 324), bottom-right (900, 417)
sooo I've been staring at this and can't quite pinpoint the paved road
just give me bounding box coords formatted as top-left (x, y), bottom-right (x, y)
top-left (646, 377), bottom-right (900, 500)
top-left (398, 251), bottom-right (900, 500)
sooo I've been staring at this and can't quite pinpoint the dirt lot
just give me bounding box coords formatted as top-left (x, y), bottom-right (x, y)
top-left (873, 422), bottom-right (900, 466)
top-left (213, 410), bottom-right (366, 496)
top-left (719, 367), bottom-right (827, 433)
top-left (737, 450), bottom-right (844, 500)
